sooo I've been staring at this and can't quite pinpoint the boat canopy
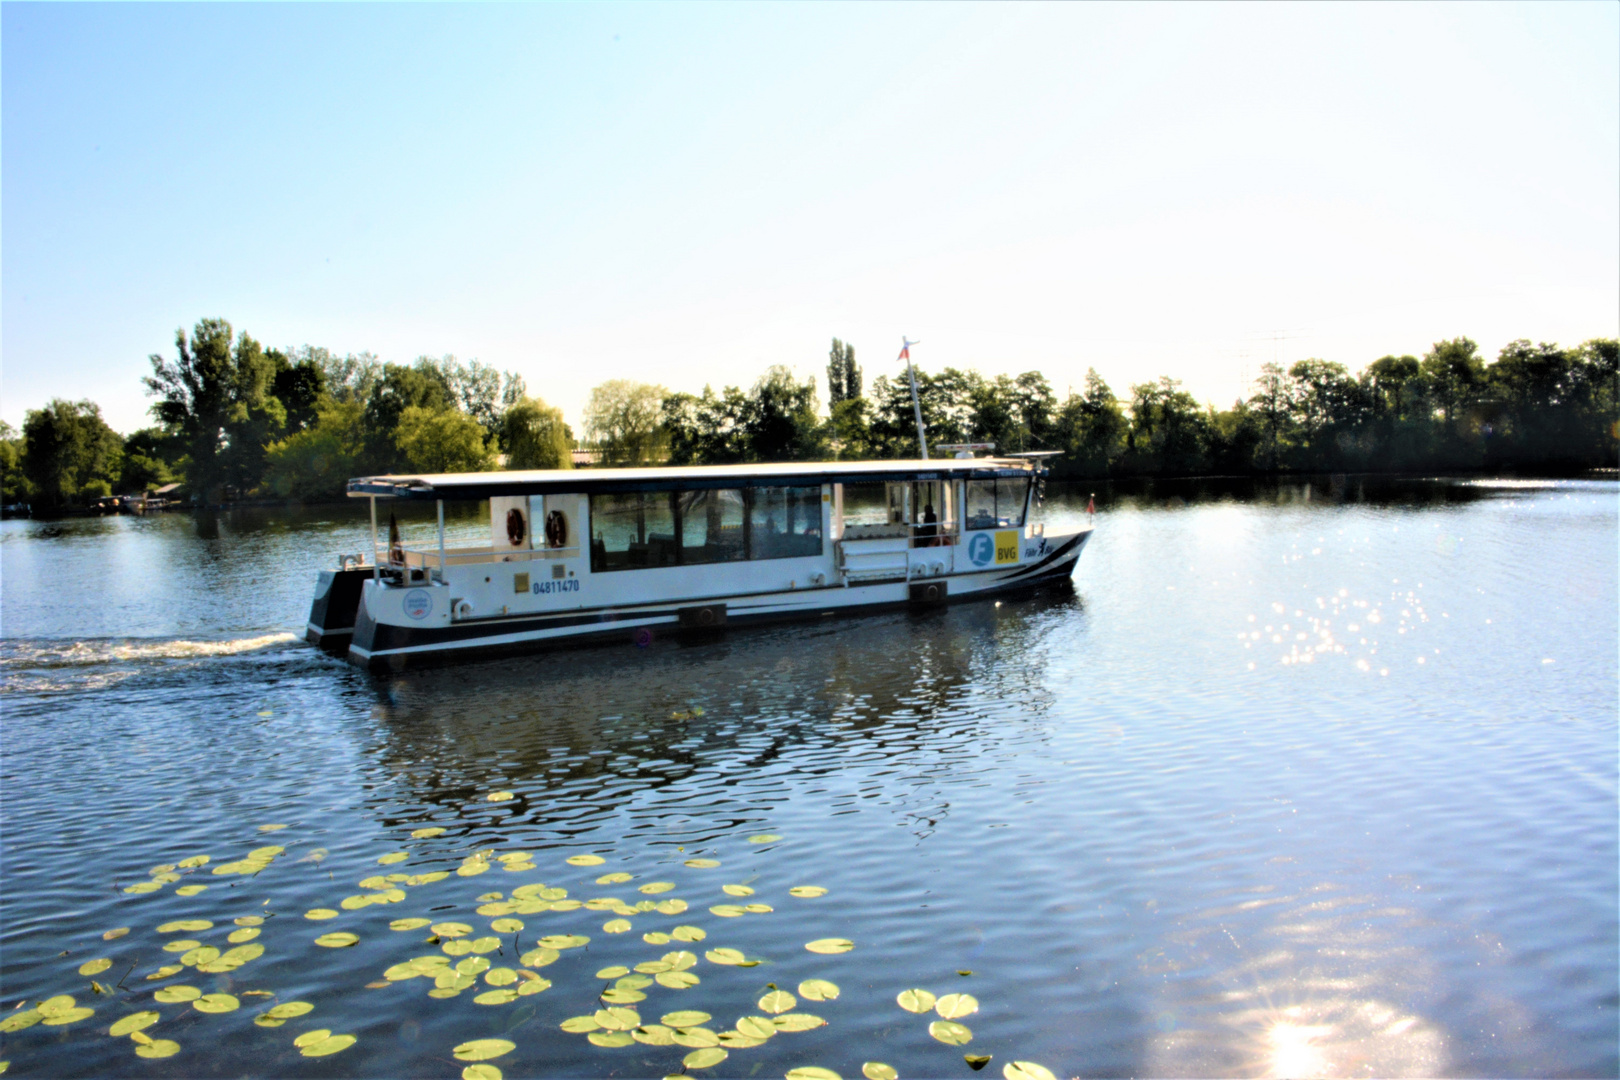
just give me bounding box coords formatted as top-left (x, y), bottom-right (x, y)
top-left (348, 458), bottom-right (1043, 501)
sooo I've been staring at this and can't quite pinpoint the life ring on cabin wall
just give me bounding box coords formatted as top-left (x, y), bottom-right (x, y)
top-left (506, 508), bottom-right (526, 547)
top-left (545, 510), bottom-right (568, 549)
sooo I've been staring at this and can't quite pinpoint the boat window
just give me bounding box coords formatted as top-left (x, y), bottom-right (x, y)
top-left (590, 492), bottom-right (678, 572)
top-left (678, 489), bottom-right (746, 565)
top-left (749, 485), bottom-right (823, 559)
top-left (840, 482), bottom-right (891, 526)
top-left (965, 478), bottom-right (1029, 529)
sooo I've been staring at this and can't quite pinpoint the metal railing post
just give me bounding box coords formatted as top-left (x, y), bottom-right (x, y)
top-left (437, 500), bottom-right (447, 581)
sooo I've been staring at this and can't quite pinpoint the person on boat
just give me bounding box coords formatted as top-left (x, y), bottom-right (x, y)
top-left (920, 502), bottom-right (938, 546)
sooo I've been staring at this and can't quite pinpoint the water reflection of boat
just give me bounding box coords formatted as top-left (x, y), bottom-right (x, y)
top-left (310, 454), bottom-right (1091, 671)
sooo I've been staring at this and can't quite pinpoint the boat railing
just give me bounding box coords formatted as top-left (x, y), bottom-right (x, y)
top-left (838, 521), bottom-right (958, 548)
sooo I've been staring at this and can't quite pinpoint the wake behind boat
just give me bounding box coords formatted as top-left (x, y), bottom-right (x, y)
top-left (309, 451), bottom-right (1091, 671)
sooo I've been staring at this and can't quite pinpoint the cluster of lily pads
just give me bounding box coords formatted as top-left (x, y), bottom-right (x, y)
top-left (0, 804), bottom-right (1057, 1080)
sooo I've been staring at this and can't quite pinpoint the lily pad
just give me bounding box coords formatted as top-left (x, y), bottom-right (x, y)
top-left (378, 852), bottom-right (409, 865)
top-left (601, 988), bottom-right (646, 1004)
top-left (736, 1017), bottom-right (776, 1039)
top-left (1002, 1064), bottom-right (1056, 1080)
top-left (936, 993), bottom-right (980, 1019)
top-left (804, 938), bottom-right (854, 954)
top-left (746, 834), bottom-right (782, 844)
top-left (684, 1047), bottom-right (728, 1069)
top-left (102, 927), bottom-right (131, 941)
top-left (158, 919), bottom-right (213, 934)
top-left (42, 1007), bottom-right (95, 1026)
top-left (638, 881), bottom-right (676, 894)
top-left (227, 928), bottom-right (260, 944)
top-left (390, 917), bottom-right (432, 931)
top-left (799, 979), bottom-right (840, 1001)
top-left (559, 1016), bottom-right (599, 1033)
top-left (661, 1010), bottom-right (712, 1027)
top-left (744, 903), bottom-right (774, 914)
top-left (452, 1038), bottom-right (516, 1061)
top-left (462, 1066), bottom-right (502, 1080)
top-left (536, 934), bottom-right (589, 950)
top-left (179, 946), bottom-right (220, 967)
top-left (520, 947), bottom-right (560, 968)
top-left (490, 918), bottom-right (524, 933)
top-left (587, 1031), bottom-right (633, 1047)
top-left (671, 925), bottom-right (707, 942)
top-left (596, 965), bottom-right (630, 979)
top-left (145, 965), bottom-right (183, 981)
top-left (672, 1027), bottom-right (720, 1048)
top-left (78, 958), bottom-right (112, 976)
top-left (601, 918), bottom-right (631, 934)
top-left (788, 885), bottom-right (828, 898)
top-left (863, 1064), bottom-right (898, 1080)
top-left (154, 986), bottom-right (201, 1004)
top-left (656, 971), bottom-right (699, 990)
top-left (704, 947), bottom-right (747, 966)
top-left (433, 922), bottom-right (473, 938)
top-left (928, 1020), bottom-right (973, 1046)
top-left (721, 884), bottom-right (754, 896)
top-left (709, 904), bottom-right (746, 918)
top-left (484, 967), bottom-right (518, 987)
top-left (0, 1010), bottom-right (41, 1033)
top-left (300, 1033), bottom-right (357, 1057)
top-left (109, 1011), bottom-right (160, 1036)
top-left (487, 791), bottom-right (515, 802)
top-left (177, 855), bottom-right (210, 869)
top-left (565, 854), bottom-right (605, 866)
top-left (596, 1006), bottom-right (641, 1031)
top-left (758, 990), bottom-right (797, 1014)
top-left (456, 957), bottom-right (491, 976)
top-left (632, 1024), bottom-right (676, 1046)
top-left (305, 909), bottom-right (340, 921)
top-left (266, 1001), bottom-right (314, 1019)
top-left (683, 858), bottom-right (720, 868)
top-left (174, 885), bottom-right (208, 897)
top-left (468, 936), bottom-right (500, 954)
top-left (897, 988), bottom-right (936, 1013)
top-left (654, 899), bottom-right (689, 915)
top-left (786, 1069), bottom-right (842, 1080)
top-left (474, 989), bottom-right (518, 1005)
top-left (134, 1038), bottom-right (180, 1058)
top-left (314, 932), bottom-right (360, 948)
top-left (193, 993), bottom-right (239, 1014)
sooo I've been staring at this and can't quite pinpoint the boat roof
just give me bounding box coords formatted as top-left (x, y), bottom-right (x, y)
top-left (348, 457), bottom-right (1042, 500)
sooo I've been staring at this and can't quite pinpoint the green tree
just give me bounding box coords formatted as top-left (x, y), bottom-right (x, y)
top-left (663, 386), bottom-right (750, 465)
top-left (503, 397), bottom-right (573, 470)
top-left (1364, 355), bottom-right (1421, 420)
top-left (1052, 368), bottom-right (1126, 477)
top-left (1421, 336), bottom-right (1486, 431)
top-left (264, 401), bottom-right (365, 500)
top-left (827, 338), bottom-right (861, 405)
top-left (270, 351), bottom-right (328, 435)
top-left (1, 421), bottom-right (29, 503)
top-left (1126, 377), bottom-right (1210, 475)
top-left (744, 366), bottom-right (824, 462)
top-left (1287, 359), bottom-right (1365, 466)
top-left (1248, 363), bottom-right (1293, 471)
top-left (827, 396), bottom-right (873, 460)
top-left (145, 318), bottom-right (240, 498)
top-left (361, 362), bottom-right (455, 472)
top-left (21, 399), bottom-right (124, 509)
top-left (394, 406), bottom-right (492, 473)
top-left (120, 427), bottom-right (180, 494)
top-left (585, 380), bottom-right (668, 465)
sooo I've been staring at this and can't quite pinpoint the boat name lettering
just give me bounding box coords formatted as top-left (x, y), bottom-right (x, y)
top-left (531, 579), bottom-right (581, 595)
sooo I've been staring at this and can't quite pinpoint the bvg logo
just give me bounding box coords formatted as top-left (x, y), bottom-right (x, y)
top-left (994, 530), bottom-right (1019, 564)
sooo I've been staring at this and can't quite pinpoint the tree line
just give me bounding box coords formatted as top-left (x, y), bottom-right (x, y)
top-left (3, 318), bottom-right (1614, 512)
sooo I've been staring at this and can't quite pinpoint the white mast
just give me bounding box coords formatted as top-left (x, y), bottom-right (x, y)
top-left (900, 337), bottom-right (927, 459)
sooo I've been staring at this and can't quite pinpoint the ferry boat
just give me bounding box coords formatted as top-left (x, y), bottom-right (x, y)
top-left (308, 453), bottom-right (1091, 671)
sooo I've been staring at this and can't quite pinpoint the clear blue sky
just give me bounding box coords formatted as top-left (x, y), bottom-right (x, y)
top-left (4, 1), bottom-right (1616, 435)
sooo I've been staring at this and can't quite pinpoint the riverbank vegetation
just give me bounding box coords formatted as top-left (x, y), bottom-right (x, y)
top-left (2, 317), bottom-right (1613, 511)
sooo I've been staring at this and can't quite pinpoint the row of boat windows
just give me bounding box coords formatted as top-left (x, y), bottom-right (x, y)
top-left (581, 478), bottom-right (1031, 574)
top-left (590, 486), bottom-right (823, 572)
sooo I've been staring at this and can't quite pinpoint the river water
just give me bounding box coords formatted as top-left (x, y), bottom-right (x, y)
top-left (0, 479), bottom-right (1614, 1079)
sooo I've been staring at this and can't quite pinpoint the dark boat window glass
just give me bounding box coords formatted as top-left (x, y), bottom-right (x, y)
top-left (749, 485), bottom-right (823, 559)
top-left (965, 478), bottom-right (1029, 529)
top-left (590, 492), bottom-right (678, 571)
top-left (840, 482), bottom-right (891, 526)
top-left (678, 489), bottom-right (746, 565)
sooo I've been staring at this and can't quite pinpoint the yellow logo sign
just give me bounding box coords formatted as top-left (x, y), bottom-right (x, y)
top-left (994, 530), bottom-right (1019, 564)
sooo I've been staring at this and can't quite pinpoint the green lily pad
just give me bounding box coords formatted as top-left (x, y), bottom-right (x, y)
top-left (704, 947), bottom-right (747, 965)
top-left (897, 988), bottom-right (936, 1013)
top-left (863, 1064), bottom-right (898, 1080)
top-left (123, 882), bottom-right (162, 894)
top-left (134, 1037), bottom-right (180, 1058)
top-left (671, 925), bottom-right (707, 942)
top-left (758, 990), bottom-right (796, 1014)
top-left (773, 1013), bottom-right (826, 1032)
top-left (108, 1011), bottom-right (160, 1036)
top-left (474, 989), bottom-right (517, 1005)
top-left (596, 871), bottom-right (633, 884)
top-left (456, 957), bottom-right (491, 976)
top-left (144, 965), bottom-right (182, 981)
top-left (452, 1038), bottom-right (516, 1061)
top-left (638, 881), bottom-right (676, 894)
top-left (520, 947), bottom-right (560, 968)
top-left (462, 1066), bottom-right (502, 1080)
top-left (484, 967), bottom-right (518, 987)
top-left (789, 885), bottom-right (828, 898)
top-left (161, 940), bottom-right (200, 954)
top-left (786, 1069), bottom-right (842, 1080)
top-left (410, 826), bottom-right (447, 838)
top-left (559, 1016), bottom-right (599, 1033)
top-left (709, 904), bottom-right (746, 918)
top-left (314, 932), bottom-right (359, 948)
top-left (661, 1010), bottom-right (712, 1027)
top-left (720, 1031), bottom-right (765, 1048)
top-left (798, 979), bottom-right (840, 1001)
top-left (390, 917), bottom-right (432, 931)
top-left (683, 1047), bottom-right (728, 1069)
top-left (746, 835), bottom-right (782, 844)
top-left (744, 903), bottom-right (773, 914)
top-left (655, 970), bottom-right (699, 989)
top-left (487, 791), bottom-right (515, 802)
top-left (721, 884), bottom-right (754, 896)
top-left (683, 858), bottom-right (720, 868)
top-left (928, 1020), bottom-right (972, 1046)
top-left (804, 938), bottom-right (854, 954)
top-left (433, 922), bottom-right (473, 938)
top-left (174, 885), bottom-right (208, 897)
top-left (490, 918), bottom-right (523, 933)
top-left (632, 1024), bottom-right (675, 1046)
top-left (671, 1027), bottom-right (720, 1048)
top-left (0, 1009), bottom-right (41, 1033)
top-left (654, 899), bottom-right (688, 915)
top-left (595, 1006), bottom-right (641, 1031)
top-left (643, 932), bottom-right (672, 945)
top-left (78, 958), bottom-right (112, 976)
top-left (102, 927), bottom-right (130, 941)
top-left (300, 1033), bottom-right (356, 1057)
top-left (587, 1031), bottom-right (633, 1047)
top-left (227, 928), bottom-right (260, 944)
top-left (305, 909), bottom-right (339, 921)
top-left (601, 988), bottom-right (646, 1004)
top-left (936, 993), bottom-right (980, 1019)
top-left (736, 1016), bottom-right (776, 1039)
top-left (1002, 1064), bottom-right (1056, 1080)
top-left (565, 854), bottom-right (605, 866)
top-left (193, 993), bottom-right (239, 1014)
top-left (603, 919), bottom-right (632, 934)
top-left (154, 986), bottom-right (201, 1004)
top-left (42, 1007), bottom-right (94, 1026)
top-left (180, 946), bottom-right (220, 967)
top-left (536, 934), bottom-right (589, 950)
